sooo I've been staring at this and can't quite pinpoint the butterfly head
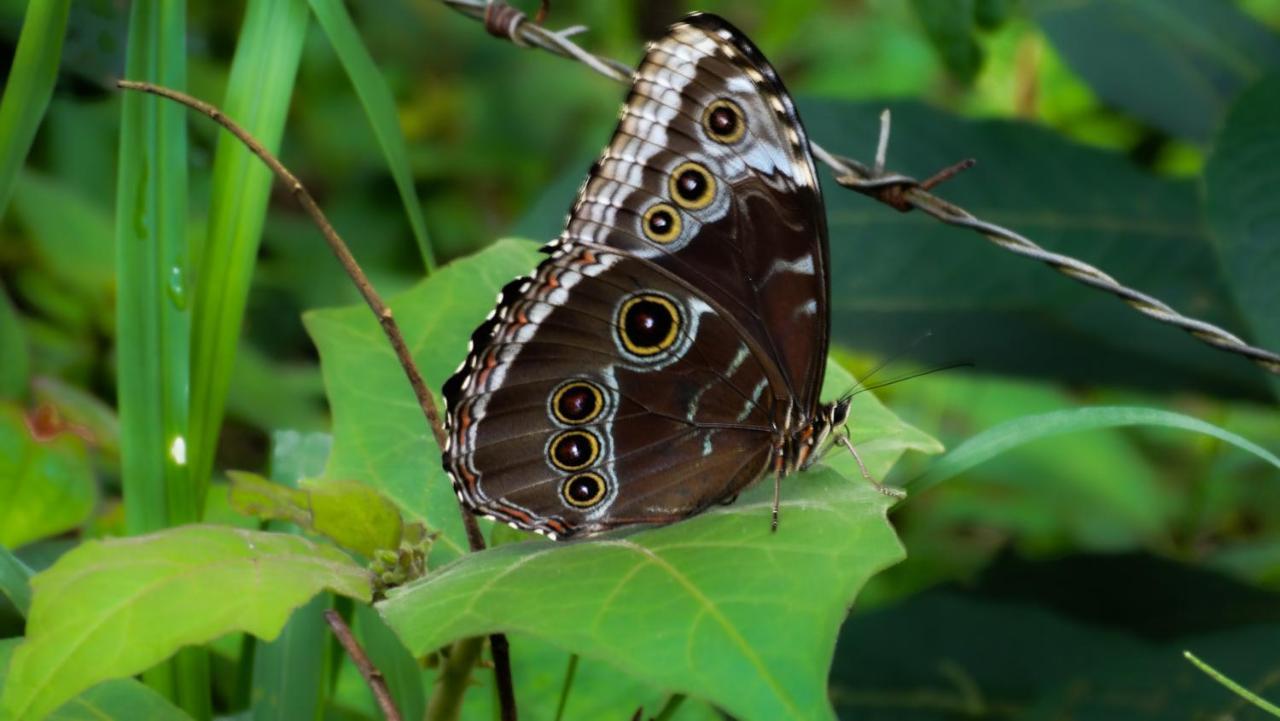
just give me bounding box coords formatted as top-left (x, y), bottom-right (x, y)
top-left (793, 397), bottom-right (853, 472)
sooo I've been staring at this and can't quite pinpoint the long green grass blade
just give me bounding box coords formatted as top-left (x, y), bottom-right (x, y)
top-left (1184, 651), bottom-right (1280, 717)
top-left (116, 0), bottom-right (205, 716)
top-left (307, 0), bottom-right (436, 271)
top-left (0, 0), bottom-right (69, 221)
top-left (910, 406), bottom-right (1280, 494)
top-left (188, 0), bottom-right (309, 511)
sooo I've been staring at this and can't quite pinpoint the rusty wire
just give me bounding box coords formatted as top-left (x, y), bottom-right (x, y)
top-left (442, 0), bottom-right (1280, 377)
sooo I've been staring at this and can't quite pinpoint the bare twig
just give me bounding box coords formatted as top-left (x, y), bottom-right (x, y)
top-left (440, 0), bottom-right (1280, 378)
top-left (324, 610), bottom-right (402, 721)
top-left (115, 79), bottom-right (517, 721)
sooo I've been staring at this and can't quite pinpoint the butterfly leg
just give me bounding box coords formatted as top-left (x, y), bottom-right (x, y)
top-left (838, 429), bottom-right (906, 499)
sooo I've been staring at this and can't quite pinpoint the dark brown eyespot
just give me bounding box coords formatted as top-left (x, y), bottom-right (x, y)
top-left (616, 293), bottom-right (680, 357)
top-left (551, 381), bottom-right (604, 425)
top-left (702, 99), bottom-right (745, 143)
top-left (562, 472), bottom-right (607, 508)
top-left (668, 162), bottom-right (715, 210)
top-left (548, 430), bottom-right (600, 471)
top-left (641, 203), bottom-right (682, 243)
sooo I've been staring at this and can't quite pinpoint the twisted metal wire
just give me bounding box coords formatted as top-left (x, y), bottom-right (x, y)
top-left (443, 0), bottom-right (1280, 377)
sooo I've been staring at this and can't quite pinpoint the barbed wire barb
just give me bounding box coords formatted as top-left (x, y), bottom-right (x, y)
top-left (444, 0), bottom-right (1280, 377)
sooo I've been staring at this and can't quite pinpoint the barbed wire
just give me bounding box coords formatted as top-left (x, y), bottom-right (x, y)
top-left (443, 0), bottom-right (1280, 377)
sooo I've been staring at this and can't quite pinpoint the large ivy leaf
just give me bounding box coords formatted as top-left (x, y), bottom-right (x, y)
top-left (0, 403), bottom-right (95, 549)
top-left (1205, 75), bottom-right (1280, 399)
top-left (0, 526), bottom-right (370, 721)
top-left (379, 468), bottom-right (906, 721)
top-left (307, 238), bottom-right (938, 718)
top-left (304, 239), bottom-right (544, 561)
top-left (1029, 0), bottom-right (1280, 142)
top-left (516, 101), bottom-right (1267, 397)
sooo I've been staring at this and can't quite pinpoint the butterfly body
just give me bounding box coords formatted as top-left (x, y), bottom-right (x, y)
top-left (442, 13), bottom-right (844, 539)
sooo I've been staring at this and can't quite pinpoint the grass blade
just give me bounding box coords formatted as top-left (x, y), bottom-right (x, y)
top-left (910, 406), bottom-right (1280, 494)
top-left (1184, 650), bottom-right (1280, 717)
top-left (0, 0), bottom-right (70, 221)
top-left (116, 0), bottom-right (204, 716)
top-left (307, 0), bottom-right (436, 271)
top-left (188, 0), bottom-right (309, 511)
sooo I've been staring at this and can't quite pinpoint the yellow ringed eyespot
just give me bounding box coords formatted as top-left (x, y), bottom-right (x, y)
top-left (669, 161), bottom-right (716, 210)
top-left (562, 472), bottom-right (607, 508)
top-left (551, 381), bottom-right (604, 425)
top-left (702, 98), bottom-right (745, 143)
top-left (642, 203), bottom-right (682, 243)
top-left (616, 293), bottom-right (680, 357)
top-left (548, 430), bottom-right (600, 471)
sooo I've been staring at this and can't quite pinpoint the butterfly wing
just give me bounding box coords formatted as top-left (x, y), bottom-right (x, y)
top-left (555, 12), bottom-right (829, 413)
top-left (444, 245), bottom-right (776, 538)
top-left (443, 13), bottom-right (830, 538)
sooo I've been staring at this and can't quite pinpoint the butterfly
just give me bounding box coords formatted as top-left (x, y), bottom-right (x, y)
top-left (442, 12), bottom-right (878, 540)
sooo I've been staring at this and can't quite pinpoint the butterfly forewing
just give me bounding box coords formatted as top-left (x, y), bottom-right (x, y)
top-left (560, 13), bottom-right (829, 411)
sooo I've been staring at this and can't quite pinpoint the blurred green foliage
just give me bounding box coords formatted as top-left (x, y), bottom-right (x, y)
top-left (0, 0), bottom-right (1278, 719)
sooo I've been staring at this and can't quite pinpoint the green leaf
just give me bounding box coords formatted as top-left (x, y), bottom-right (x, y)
top-left (307, 237), bottom-right (936, 718)
top-left (909, 0), bottom-right (984, 83)
top-left (834, 578), bottom-right (1280, 719)
top-left (304, 239), bottom-right (546, 562)
top-left (1029, 0), bottom-right (1280, 141)
top-left (516, 101), bottom-right (1267, 397)
top-left (911, 405), bottom-right (1280, 495)
top-left (228, 472), bottom-right (404, 557)
top-left (0, 639), bottom-right (193, 721)
top-left (0, 403), bottom-right (96, 549)
top-left (0, 525), bottom-right (371, 721)
top-left (0, 0), bottom-right (70, 221)
top-left (30, 376), bottom-right (120, 462)
top-left (0, 546), bottom-right (32, 618)
top-left (306, 0), bottom-right (435, 271)
top-left (0, 285), bottom-right (28, 399)
top-left (379, 467), bottom-right (904, 721)
top-left (1205, 74), bottom-right (1280, 399)
top-left (10, 170), bottom-right (115, 301)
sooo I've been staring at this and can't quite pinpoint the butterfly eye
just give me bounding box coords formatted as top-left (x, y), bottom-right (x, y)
top-left (562, 472), bottom-right (608, 508)
top-left (669, 162), bottom-right (716, 211)
top-left (616, 293), bottom-right (681, 357)
top-left (548, 430), bottom-right (600, 471)
top-left (551, 381), bottom-right (604, 425)
top-left (641, 203), bottom-right (682, 243)
top-left (702, 99), bottom-right (745, 143)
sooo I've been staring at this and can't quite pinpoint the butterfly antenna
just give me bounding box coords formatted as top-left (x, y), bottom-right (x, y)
top-left (844, 361), bottom-right (974, 400)
top-left (846, 330), bottom-right (934, 392)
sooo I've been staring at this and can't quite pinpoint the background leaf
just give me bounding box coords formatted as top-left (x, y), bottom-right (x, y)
top-left (1028, 0), bottom-right (1280, 142)
top-left (1204, 74), bottom-right (1280, 398)
top-left (0, 526), bottom-right (370, 721)
top-left (0, 404), bottom-right (95, 549)
top-left (0, 285), bottom-right (27, 399)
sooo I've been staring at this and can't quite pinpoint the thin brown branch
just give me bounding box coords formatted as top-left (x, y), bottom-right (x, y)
top-left (439, 0), bottom-right (1280, 378)
top-left (115, 78), bottom-right (516, 720)
top-left (324, 610), bottom-right (402, 721)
